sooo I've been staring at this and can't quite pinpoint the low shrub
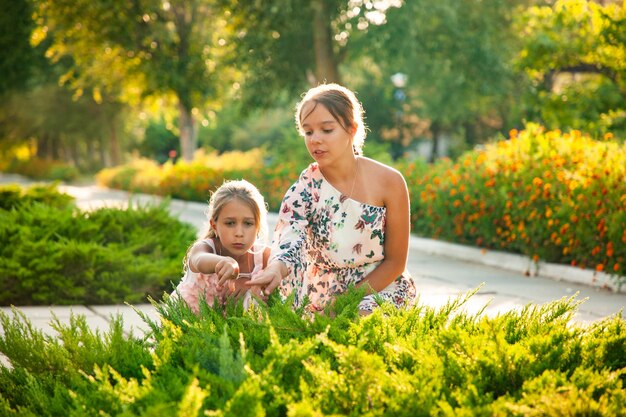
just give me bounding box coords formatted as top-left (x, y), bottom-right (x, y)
top-left (0, 183), bottom-right (74, 211)
top-left (96, 151), bottom-right (300, 212)
top-left (6, 157), bottom-right (79, 182)
top-left (95, 125), bottom-right (625, 284)
top-left (158, 162), bottom-right (224, 202)
top-left (0, 184), bottom-right (197, 305)
top-left (0, 290), bottom-right (624, 415)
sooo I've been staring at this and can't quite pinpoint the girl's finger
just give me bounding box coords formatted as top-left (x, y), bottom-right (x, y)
top-left (246, 275), bottom-right (272, 285)
top-left (264, 277), bottom-right (281, 294)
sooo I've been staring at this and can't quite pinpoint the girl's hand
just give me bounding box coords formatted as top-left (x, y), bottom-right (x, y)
top-left (246, 262), bottom-right (284, 294)
top-left (215, 257), bottom-right (239, 285)
top-left (248, 284), bottom-right (267, 302)
top-left (228, 277), bottom-right (251, 299)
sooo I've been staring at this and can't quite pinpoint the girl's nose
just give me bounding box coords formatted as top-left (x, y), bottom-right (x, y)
top-left (310, 131), bottom-right (322, 143)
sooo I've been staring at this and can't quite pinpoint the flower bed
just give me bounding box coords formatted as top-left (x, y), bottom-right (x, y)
top-left (402, 124), bottom-right (625, 285)
top-left (96, 126), bottom-right (625, 285)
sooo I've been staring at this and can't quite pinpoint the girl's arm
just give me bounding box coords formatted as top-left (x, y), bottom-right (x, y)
top-left (188, 240), bottom-right (239, 284)
top-left (248, 168), bottom-right (312, 293)
top-left (229, 246), bottom-right (273, 300)
top-left (356, 168), bottom-right (410, 294)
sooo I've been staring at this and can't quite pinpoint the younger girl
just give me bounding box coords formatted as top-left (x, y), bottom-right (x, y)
top-left (172, 179), bottom-right (271, 313)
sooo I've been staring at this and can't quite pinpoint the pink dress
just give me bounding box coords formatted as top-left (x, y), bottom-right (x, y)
top-left (172, 239), bottom-right (266, 313)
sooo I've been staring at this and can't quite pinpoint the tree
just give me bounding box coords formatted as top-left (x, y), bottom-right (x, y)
top-left (374, 0), bottom-right (528, 161)
top-left (0, 0), bottom-right (117, 169)
top-left (220, 0), bottom-right (402, 108)
top-left (34, 0), bottom-right (232, 162)
top-left (514, 0), bottom-right (626, 137)
top-left (0, 0), bottom-right (37, 96)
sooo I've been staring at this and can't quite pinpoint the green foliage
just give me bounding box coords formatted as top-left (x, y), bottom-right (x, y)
top-left (0, 184), bottom-right (196, 305)
top-left (0, 183), bottom-right (74, 211)
top-left (5, 157), bottom-right (79, 182)
top-left (514, 0), bottom-right (626, 139)
top-left (379, 0), bottom-right (524, 145)
top-left (1, 289), bottom-right (625, 415)
top-left (0, 0), bottom-right (36, 95)
top-left (137, 119), bottom-right (180, 164)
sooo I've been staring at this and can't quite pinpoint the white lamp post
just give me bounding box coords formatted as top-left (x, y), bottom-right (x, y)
top-left (390, 72), bottom-right (408, 158)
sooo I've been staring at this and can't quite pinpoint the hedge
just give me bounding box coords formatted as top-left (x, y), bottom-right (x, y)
top-left (0, 289), bottom-right (624, 415)
top-left (0, 184), bottom-right (197, 305)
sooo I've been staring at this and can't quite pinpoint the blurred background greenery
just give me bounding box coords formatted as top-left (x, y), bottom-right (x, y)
top-left (1, 0), bottom-right (624, 175)
top-left (0, 0), bottom-right (625, 287)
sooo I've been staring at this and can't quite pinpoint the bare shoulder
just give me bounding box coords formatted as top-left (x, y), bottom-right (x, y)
top-left (360, 157), bottom-right (407, 188)
top-left (190, 239), bottom-right (215, 255)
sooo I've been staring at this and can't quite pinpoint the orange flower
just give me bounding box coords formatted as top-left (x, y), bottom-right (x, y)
top-left (545, 207), bottom-right (553, 218)
top-left (596, 264), bottom-right (604, 272)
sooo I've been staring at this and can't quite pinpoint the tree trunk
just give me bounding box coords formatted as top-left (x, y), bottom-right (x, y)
top-left (311, 0), bottom-right (340, 84)
top-left (178, 100), bottom-right (197, 162)
top-left (36, 133), bottom-right (50, 160)
top-left (99, 134), bottom-right (108, 167)
top-left (430, 123), bottom-right (440, 163)
top-left (109, 121), bottom-right (120, 166)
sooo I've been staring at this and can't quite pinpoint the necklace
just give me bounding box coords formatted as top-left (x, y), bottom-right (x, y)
top-left (340, 157), bottom-right (359, 203)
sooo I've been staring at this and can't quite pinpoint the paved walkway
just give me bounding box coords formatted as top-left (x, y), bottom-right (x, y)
top-left (1, 174), bottom-right (625, 341)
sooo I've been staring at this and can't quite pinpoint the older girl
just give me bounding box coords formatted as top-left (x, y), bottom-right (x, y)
top-left (249, 83), bottom-right (416, 314)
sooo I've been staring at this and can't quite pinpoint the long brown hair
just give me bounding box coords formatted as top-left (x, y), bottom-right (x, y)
top-left (295, 83), bottom-right (367, 155)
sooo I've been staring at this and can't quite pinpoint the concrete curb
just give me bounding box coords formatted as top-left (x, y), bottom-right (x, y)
top-left (410, 235), bottom-right (624, 294)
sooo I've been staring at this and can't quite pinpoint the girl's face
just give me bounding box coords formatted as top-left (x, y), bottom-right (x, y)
top-left (300, 102), bottom-right (354, 167)
top-left (211, 198), bottom-right (258, 259)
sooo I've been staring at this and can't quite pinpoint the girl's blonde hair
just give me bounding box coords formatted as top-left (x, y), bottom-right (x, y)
top-left (295, 83), bottom-right (367, 155)
top-left (200, 179), bottom-right (268, 244)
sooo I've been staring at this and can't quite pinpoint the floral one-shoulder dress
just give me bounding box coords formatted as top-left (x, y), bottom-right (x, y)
top-left (271, 163), bottom-right (416, 312)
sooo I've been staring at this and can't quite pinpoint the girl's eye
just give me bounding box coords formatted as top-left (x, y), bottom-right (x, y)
top-left (323, 129), bottom-right (333, 134)
top-left (245, 221), bottom-right (255, 227)
top-left (304, 131), bottom-right (313, 136)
